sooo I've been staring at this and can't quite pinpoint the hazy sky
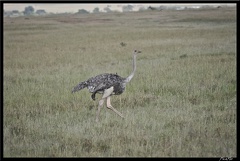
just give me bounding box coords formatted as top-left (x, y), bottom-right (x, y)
top-left (4, 3), bottom-right (232, 13)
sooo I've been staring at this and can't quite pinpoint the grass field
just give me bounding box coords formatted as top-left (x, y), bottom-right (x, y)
top-left (3, 6), bottom-right (236, 157)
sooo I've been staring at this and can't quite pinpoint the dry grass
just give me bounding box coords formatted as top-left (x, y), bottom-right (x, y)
top-left (3, 6), bottom-right (236, 157)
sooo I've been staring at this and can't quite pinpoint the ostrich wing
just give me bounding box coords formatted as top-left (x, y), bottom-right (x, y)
top-left (90, 74), bottom-right (123, 100)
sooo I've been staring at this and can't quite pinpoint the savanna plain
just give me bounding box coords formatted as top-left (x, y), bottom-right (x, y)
top-left (3, 7), bottom-right (236, 157)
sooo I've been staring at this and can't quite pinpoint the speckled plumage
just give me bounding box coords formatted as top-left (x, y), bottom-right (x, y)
top-left (72, 73), bottom-right (126, 100)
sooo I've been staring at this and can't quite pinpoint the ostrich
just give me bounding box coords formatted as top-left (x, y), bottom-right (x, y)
top-left (72, 50), bottom-right (141, 122)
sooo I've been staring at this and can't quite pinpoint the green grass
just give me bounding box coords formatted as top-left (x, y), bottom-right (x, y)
top-left (3, 7), bottom-right (236, 157)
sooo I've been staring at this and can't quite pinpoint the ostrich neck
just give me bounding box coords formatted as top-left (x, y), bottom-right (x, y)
top-left (124, 54), bottom-right (137, 83)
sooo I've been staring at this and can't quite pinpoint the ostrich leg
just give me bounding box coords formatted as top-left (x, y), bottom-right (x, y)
top-left (96, 86), bottom-right (114, 122)
top-left (106, 96), bottom-right (124, 118)
top-left (96, 99), bottom-right (104, 122)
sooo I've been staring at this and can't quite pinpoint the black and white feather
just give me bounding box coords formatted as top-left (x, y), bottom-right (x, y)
top-left (72, 73), bottom-right (126, 100)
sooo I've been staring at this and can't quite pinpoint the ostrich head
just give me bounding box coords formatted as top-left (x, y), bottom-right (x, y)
top-left (133, 49), bottom-right (141, 55)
